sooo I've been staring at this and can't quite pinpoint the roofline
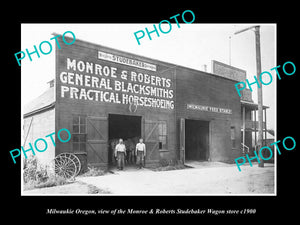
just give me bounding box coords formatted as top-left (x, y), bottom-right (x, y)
top-left (211, 60), bottom-right (247, 74)
top-left (241, 100), bottom-right (269, 109)
top-left (52, 32), bottom-right (175, 68)
top-left (23, 102), bottom-right (55, 118)
top-left (53, 33), bottom-right (241, 83)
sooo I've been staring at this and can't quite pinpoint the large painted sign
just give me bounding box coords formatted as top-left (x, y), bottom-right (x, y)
top-left (57, 50), bottom-right (174, 110)
top-left (212, 60), bottom-right (246, 82)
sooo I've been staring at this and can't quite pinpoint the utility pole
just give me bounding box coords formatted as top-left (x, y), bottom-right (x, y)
top-left (229, 36), bottom-right (232, 65)
top-left (254, 26), bottom-right (264, 167)
top-left (234, 25), bottom-right (264, 168)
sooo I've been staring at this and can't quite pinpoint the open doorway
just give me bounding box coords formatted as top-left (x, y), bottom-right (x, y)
top-left (185, 119), bottom-right (209, 161)
top-left (108, 114), bottom-right (142, 168)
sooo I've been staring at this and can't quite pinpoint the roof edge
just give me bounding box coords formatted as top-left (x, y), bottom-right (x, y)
top-left (52, 33), bottom-right (243, 83)
top-left (23, 102), bottom-right (55, 118)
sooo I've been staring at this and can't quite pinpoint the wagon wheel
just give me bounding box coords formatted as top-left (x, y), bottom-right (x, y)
top-left (54, 156), bottom-right (76, 179)
top-left (54, 153), bottom-right (80, 179)
top-left (57, 153), bottom-right (81, 176)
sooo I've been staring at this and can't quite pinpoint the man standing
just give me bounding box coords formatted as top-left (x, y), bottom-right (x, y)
top-left (115, 138), bottom-right (126, 170)
top-left (136, 138), bottom-right (146, 169)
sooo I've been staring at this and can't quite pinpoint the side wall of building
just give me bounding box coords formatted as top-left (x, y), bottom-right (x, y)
top-left (175, 67), bottom-right (242, 163)
top-left (23, 108), bottom-right (55, 167)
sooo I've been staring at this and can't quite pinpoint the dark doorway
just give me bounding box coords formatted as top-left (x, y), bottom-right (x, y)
top-left (185, 119), bottom-right (209, 161)
top-left (108, 114), bottom-right (141, 166)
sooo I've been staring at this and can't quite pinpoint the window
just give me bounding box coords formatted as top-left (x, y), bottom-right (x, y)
top-left (158, 121), bottom-right (167, 150)
top-left (72, 115), bottom-right (86, 152)
top-left (230, 126), bottom-right (236, 148)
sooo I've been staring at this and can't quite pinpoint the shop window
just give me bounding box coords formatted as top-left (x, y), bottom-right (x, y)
top-left (230, 126), bottom-right (236, 148)
top-left (158, 121), bottom-right (167, 150)
top-left (72, 115), bottom-right (86, 152)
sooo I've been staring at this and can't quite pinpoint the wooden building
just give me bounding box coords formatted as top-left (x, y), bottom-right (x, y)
top-left (23, 34), bottom-right (268, 171)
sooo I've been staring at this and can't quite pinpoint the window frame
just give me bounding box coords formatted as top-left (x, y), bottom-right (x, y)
top-left (158, 121), bottom-right (168, 151)
top-left (230, 126), bottom-right (236, 149)
top-left (72, 115), bottom-right (87, 153)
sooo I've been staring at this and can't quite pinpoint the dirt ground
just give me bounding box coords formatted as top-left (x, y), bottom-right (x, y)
top-left (22, 181), bottom-right (110, 195)
top-left (22, 161), bottom-right (275, 195)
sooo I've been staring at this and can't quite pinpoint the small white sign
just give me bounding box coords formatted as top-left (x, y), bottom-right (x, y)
top-left (98, 51), bottom-right (157, 72)
top-left (187, 104), bottom-right (232, 114)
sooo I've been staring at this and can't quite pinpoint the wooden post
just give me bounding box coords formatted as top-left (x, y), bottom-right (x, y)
top-left (242, 106), bottom-right (246, 154)
top-left (254, 109), bottom-right (257, 152)
top-left (264, 108), bottom-right (267, 146)
top-left (180, 118), bottom-right (185, 164)
top-left (255, 26), bottom-right (264, 167)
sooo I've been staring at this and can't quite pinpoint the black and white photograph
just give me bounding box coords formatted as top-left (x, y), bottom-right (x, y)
top-left (4, 5), bottom-right (298, 220)
top-left (20, 23), bottom-right (276, 196)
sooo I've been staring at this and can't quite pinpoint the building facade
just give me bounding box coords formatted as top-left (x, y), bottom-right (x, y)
top-left (24, 34), bottom-right (268, 172)
top-left (212, 60), bottom-right (269, 157)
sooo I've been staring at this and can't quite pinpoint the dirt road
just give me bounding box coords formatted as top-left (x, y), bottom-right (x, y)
top-left (22, 162), bottom-right (274, 195)
top-left (77, 162), bottom-right (275, 195)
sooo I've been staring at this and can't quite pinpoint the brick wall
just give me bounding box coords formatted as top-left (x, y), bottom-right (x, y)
top-left (55, 38), bottom-right (177, 169)
top-left (175, 67), bottom-right (242, 163)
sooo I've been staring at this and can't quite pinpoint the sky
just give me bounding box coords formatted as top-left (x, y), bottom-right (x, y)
top-left (21, 23), bottom-right (276, 131)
